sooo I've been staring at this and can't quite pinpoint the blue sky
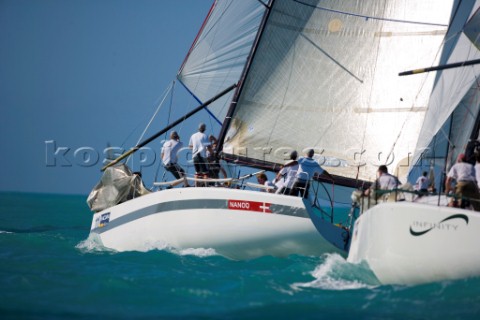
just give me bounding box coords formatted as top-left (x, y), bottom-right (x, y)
top-left (0, 0), bottom-right (217, 195)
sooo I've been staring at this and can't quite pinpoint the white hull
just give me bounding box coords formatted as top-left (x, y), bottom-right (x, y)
top-left (347, 201), bottom-right (480, 285)
top-left (90, 187), bottom-right (345, 260)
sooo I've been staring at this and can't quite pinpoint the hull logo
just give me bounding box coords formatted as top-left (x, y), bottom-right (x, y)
top-left (96, 212), bottom-right (111, 228)
top-left (410, 214), bottom-right (469, 236)
top-left (228, 200), bottom-right (272, 213)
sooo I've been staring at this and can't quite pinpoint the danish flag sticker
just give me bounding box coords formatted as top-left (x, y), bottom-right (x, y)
top-left (227, 200), bottom-right (272, 213)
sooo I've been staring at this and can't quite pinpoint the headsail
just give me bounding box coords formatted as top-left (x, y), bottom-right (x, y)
top-left (218, 0), bottom-right (454, 184)
top-left (177, 0), bottom-right (266, 125)
top-left (410, 0), bottom-right (480, 182)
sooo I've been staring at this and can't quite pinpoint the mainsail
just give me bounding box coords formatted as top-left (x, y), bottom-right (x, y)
top-left (410, 0), bottom-right (480, 182)
top-left (216, 0), bottom-right (454, 184)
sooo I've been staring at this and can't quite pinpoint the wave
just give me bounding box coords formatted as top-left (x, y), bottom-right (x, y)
top-left (292, 253), bottom-right (380, 291)
top-left (76, 233), bottom-right (219, 258)
top-left (175, 247), bottom-right (219, 257)
top-left (75, 233), bottom-right (116, 253)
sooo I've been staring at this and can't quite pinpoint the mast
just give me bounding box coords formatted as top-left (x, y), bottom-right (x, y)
top-left (213, 0), bottom-right (370, 189)
top-left (214, 0), bottom-right (452, 187)
top-left (216, 0), bottom-right (274, 153)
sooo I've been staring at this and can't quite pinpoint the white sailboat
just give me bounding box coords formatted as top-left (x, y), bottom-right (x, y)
top-left (87, 0), bottom-right (353, 260)
top-left (346, 0), bottom-right (480, 285)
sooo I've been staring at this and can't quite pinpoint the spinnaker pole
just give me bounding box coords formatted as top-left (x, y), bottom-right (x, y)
top-left (399, 58), bottom-right (480, 76)
top-left (101, 83), bottom-right (237, 171)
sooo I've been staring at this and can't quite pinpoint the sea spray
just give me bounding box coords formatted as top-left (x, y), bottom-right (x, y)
top-left (176, 247), bottom-right (219, 257)
top-left (76, 233), bottom-right (219, 258)
top-left (292, 253), bottom-right (380, 291)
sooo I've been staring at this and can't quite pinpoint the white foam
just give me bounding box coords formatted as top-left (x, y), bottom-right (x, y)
top-left (125, 241), bottom-right (219, 257)
top-left (135, 240), bottom-right (170, 252)
top-left (292, 253), bottom-right (379, 291)
top-left (76, 234), bottom-right (219, 258)
top-left (75, 233), bottom-right (116, 253)
top-left (115, 239), bottom-right (219, 257)
top-left (175, 247), bottom-right (219, 257)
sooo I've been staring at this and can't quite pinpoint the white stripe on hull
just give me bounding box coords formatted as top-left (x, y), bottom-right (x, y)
top-left (90, 187), bottom-right (345, 260)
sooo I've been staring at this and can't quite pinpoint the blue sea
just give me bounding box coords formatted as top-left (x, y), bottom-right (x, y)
top-left (1, 192), bottom-right (480, 319)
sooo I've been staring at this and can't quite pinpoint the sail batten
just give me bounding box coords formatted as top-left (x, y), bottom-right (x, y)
top-left (220, 0), bottom-right (453, 182)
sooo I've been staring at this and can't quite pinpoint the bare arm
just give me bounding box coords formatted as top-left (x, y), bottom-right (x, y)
top-left (322, 170), bottom-right (334, 181)
top-left (445, 176), bottom-right (453, 194)
top-left (282, 160), bottom-right (298, 168)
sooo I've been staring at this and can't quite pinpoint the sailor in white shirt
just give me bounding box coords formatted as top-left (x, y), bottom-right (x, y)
top-left (161, 131), bottom-right (189, 187)
top-left (365, 165), bottom-right (400, 199)
top-left (414, 171), bottom-right (430, 193)
top-left (374, 165), bottom-right (399, 188)
top-left (189, 123), bottom-right (212, 178)
top-left (274, 150), bottom-right (299, 195)
top-left (475, 154), bottom-right (480, 190)
top-left (445, 153), bottom-right (480, 210)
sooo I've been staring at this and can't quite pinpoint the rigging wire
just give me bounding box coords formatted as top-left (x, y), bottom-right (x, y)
top-left (165, 80), bottom-right (176, 140)
top-left (256, 0), bottom-right (270, 10)
top-left (134, 81), bottom-right (175, 146)
top-left (355, 1), bottom-right (390, 184)
top-left (125, 81), bottom-right (175, 167)
top-left (392, 1), bottom-right (480, 192)
top-left (398, 3), bottom-right (476, 177)
top-left (383, 27), bottom-right (469, 182)
top-left (154, 80), bottom-right (177, 182)
top-left (345, 1), bottom-right (458, 185)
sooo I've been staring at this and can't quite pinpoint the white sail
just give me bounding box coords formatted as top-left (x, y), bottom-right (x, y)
top-left (90, 0), bottom-right (351, 261)
top-left (222, 0), bottom-right (453, 183)
top-left (89, 0), bottom-right (480, 268)
top-left (412, 1), bottom-right (480, 172)
top-left (347, 1), bottom-right (480, 286)
top-left (177, 0), bottom-right (266, 124)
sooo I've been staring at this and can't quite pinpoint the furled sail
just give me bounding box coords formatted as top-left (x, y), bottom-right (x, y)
top-left (220, 0), bottom-right (454, 183)
top-left (411, 0), bottom-right (480, 176)
top-left (177, 0), bottom-right (266, 124)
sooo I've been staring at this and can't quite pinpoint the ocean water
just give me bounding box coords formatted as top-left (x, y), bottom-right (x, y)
top-left (1, 192), bottom-right (479, 319)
